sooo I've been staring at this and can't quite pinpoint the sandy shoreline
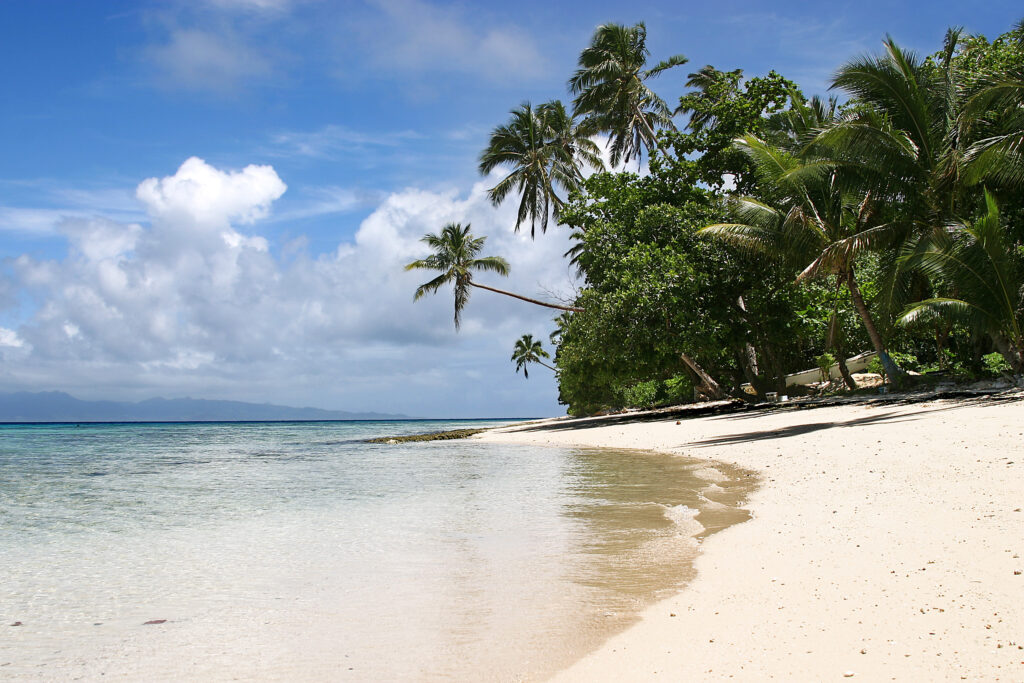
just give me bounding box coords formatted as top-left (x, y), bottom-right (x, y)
top-left (478, 392), bottom-right (1024, 681)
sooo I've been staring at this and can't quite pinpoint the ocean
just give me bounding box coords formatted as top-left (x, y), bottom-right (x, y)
top-left (0, 420), bottom-right (752, 681)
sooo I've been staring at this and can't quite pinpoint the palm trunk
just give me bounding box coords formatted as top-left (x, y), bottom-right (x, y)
top-left (536, 360), bottom-right (556, 372)
top-left (992, 332), bottom-right (1024, 375)
top-left (846, 267), bottom-right (904, 384)
top-left (637, 107), bottom-right (669, 159)
top-left (736, 295), bottom-right (760, 376)
top-left (826, 282), bottom-right (857, 391)
top-left (469, 282), bottom-right (583, 313)
top-left (680, 351), bottom-right (724, 400)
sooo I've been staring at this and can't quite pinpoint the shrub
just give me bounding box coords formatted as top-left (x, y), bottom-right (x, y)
top-left (620, 380), bottom-right (660, 409)
top-left (981, 352), bottom-right (1012, 377)
top-left (815, 352), bottom-right (836, 383)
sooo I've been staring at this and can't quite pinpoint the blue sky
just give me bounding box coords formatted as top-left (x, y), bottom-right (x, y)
top-left (0, 1), bottom-right (1020, 417)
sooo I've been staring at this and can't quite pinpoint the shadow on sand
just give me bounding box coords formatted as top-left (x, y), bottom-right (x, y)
top-left (499, 391), bottom-right (1023, 446)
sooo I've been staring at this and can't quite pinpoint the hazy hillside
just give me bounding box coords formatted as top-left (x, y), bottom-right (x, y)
top-left (0, 392), bottom-right (409, 422)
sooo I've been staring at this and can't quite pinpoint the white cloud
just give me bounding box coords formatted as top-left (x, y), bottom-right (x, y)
top-left (353, 0), bottom-right (547, 83)
top-left (270, 125), bottom-right (423, 158)
top-left (136, 157), bottom-right (286, 228)
top-left (0, 327), bottom-right (25, 348)
top-left (3, 159), bottom-right (575, 416)
top-left (144, 28), bottom-right (274, 92)
top-left (0, 207), bottom-right (72, 235)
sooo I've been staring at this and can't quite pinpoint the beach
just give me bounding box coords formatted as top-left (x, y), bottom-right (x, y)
top-left (479, 392), bottom-right (1024, 681)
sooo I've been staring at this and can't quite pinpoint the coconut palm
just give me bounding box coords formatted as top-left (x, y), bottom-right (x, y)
top-left (700, 131), bottom-right (908, 382)
top-left (962, 65), bottom-right (1024, 190)
top-left (405, 223), bottom-right (582, 329)
top-left (511, 334), bottom-right (554, 378)
top-left (568, 22), bottom-right (687, 166)
top-left (898, 190), bottom-right (1023, 372)
top-left (819, 34), bottom-right (969, 238)
top-left (480, 100), bottom-right (603, 238)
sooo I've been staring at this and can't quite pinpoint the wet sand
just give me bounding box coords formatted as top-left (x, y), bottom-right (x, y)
top-left (478, 393), bottom-right (1024, 681)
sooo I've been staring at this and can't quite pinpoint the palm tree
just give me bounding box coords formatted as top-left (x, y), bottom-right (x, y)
top-left (479, 100), bottom-right (603, 238)
top-left (898, 190), bottom-right (1023, 372)
top-left (818, 34), bottom-right (969, 242)
top-left (568, 22), bottom-right (687, 166)
top-left (700, 131), bottom-right (908, 382)
top-left (405, 223), bottom-right (583, 329)
top-left (511, 334), bottom-right (555, 378)
top-left (962, 65), bottom-right (1024, 190)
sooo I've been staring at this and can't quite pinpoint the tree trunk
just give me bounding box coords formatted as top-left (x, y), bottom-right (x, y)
top-left (936, 323), bottom-right (951, 370)
top-left (836, 355), bottom-right (856, 390)
top-left (736, 351), bottom-right (763, 402)
top-left (469, 282), bottom-right (583, 313)
top-left (736, 295), bottom-right (760, 376)
top-left (992, 332), bottom-right (1024, 374)
top-left (637, 107), bottom-right (669, 159)
top-left (680, 351), bottom-right (724, 400)
top-left (846, 267), bottom-right (904, 385)
top-left (826, 299), bottom-right (857, 391)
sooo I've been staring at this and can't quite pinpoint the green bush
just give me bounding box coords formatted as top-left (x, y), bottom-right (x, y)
top-left (620, 380), bottom-right (660, 409)
top-left (815, 352), bottom-right (836, 382)
top-left (663, 374), bottom-right (693, 404)
top-left (981, 352), bottom-right (1012, 377)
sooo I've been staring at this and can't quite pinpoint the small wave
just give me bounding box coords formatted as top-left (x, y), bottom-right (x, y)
top-left (662, 504), bottom-right (698, 525)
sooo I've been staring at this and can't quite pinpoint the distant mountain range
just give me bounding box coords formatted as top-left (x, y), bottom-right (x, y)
top-left (0, 391), bottom-right (409, 422)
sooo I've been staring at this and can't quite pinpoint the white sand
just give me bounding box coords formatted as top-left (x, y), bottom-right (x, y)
top-left (479, 394), bottom-right (1024, 681)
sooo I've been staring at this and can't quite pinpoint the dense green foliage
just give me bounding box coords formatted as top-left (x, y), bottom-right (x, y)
top-left (410, 19), bottom-right (1024, 415)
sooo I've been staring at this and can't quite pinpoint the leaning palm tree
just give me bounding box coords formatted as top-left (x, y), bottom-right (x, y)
top-left (898, 191), bottom-right (1023, 372)
top-left (480, 100), bottom-right (603, 238)
top-left (405, 223), bottom-right (583, 329)
top-left (568, 22), bottom-right (687, 166)
top-left (511, 334), bottom-right (554, 378)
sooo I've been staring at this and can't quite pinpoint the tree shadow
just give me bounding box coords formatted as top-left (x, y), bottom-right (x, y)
top-left (502, 390), bottom-right (1022, 436)
top-left (685, 410), bottom-right (918, 448)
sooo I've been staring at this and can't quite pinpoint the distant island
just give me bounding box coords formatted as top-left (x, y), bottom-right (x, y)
top-left (0, 391), bottom-right (409, 422)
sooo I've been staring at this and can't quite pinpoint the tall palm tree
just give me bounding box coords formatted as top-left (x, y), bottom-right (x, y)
top-left (898, 191), bottom-right (1023, 372)
top-left (405, 223), bottom-right (583, 329)
top-left (511, 334), bottom-right (554, 378)
top-left (568, 22), bottom-right (687, 166)
top-left (479, 100), bottom-right (603, 238)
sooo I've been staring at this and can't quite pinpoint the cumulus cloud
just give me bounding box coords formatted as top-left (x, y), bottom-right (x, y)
top-left (136, 156), bottom-right (286, 228)
top-left (3, 158), bottom-right (575, 415)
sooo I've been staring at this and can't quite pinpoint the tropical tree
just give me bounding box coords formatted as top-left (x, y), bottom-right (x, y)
top-left (568, 22), bottom-right (687, 166)
top-left (898, 191), bottom-right (1023, 372)
top-left (963, 65), bottom-right (1024, 191)
top-left (511, 334), bottom-right (554, 378)
top-left (405, 222), bottom-right (582, 329)
top-left (700, 130), bottom-right (908, 382)
top-left (480, 100), bottom-right (603, 238)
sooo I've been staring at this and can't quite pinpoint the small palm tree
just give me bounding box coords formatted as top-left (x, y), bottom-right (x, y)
top-left (568, 22), bottom-right (687, 166)
top-left (405, 223), bottom-right (582, 329)
top-left (898, 190), bottom-right (1023, 372)
top-left (480, 100), bottom-right (603, 238)
top-left (511, 334), bottom-right (554, 379)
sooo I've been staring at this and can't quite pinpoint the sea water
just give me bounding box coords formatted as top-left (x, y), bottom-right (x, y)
top-left (0, 420), bottom-right (754, 681)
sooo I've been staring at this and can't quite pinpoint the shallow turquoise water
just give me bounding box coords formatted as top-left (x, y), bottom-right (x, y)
top-left (0, 420), bottom-right (747, 681)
